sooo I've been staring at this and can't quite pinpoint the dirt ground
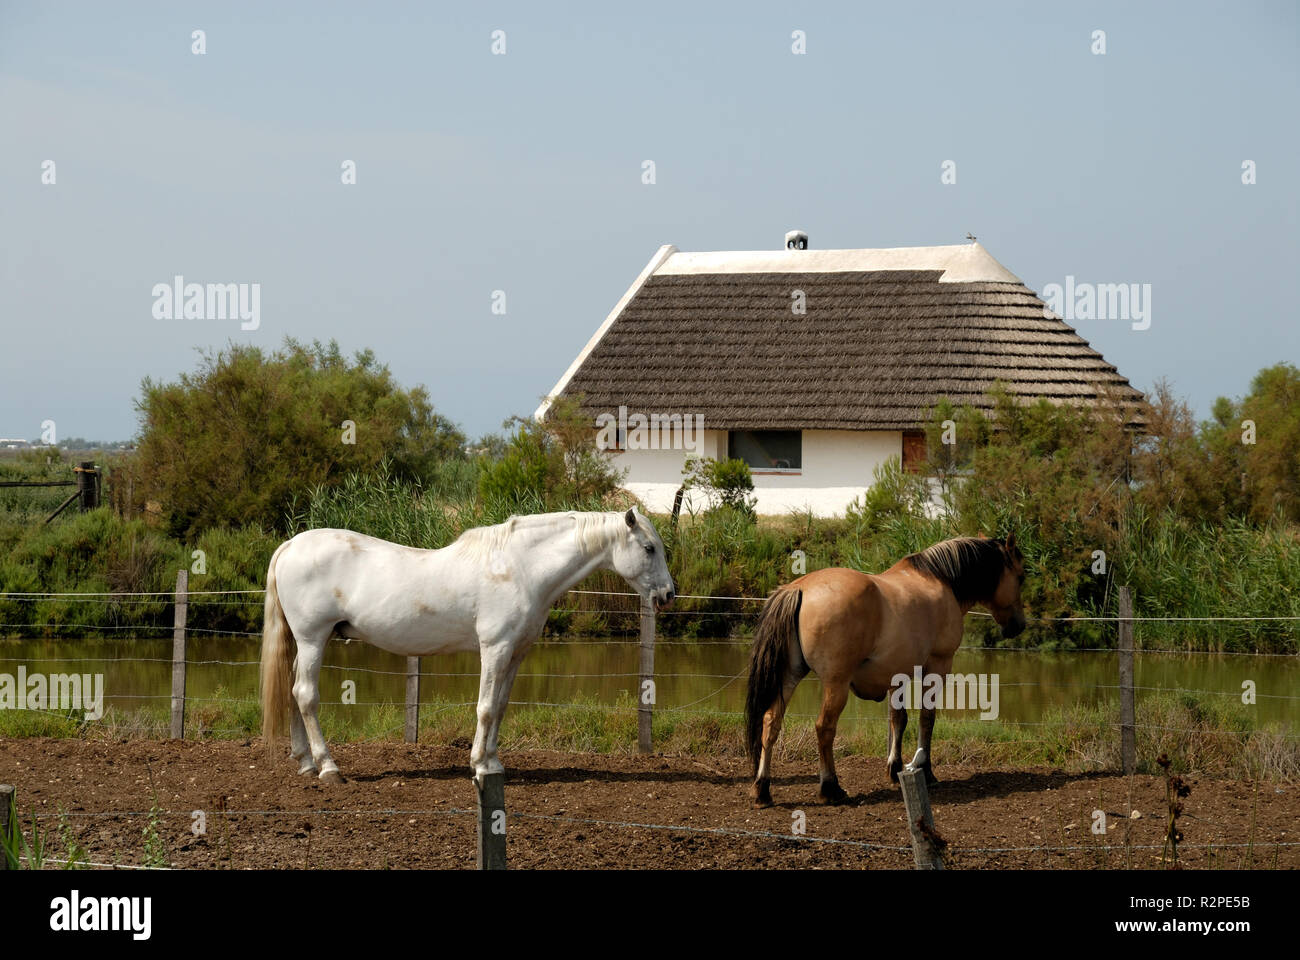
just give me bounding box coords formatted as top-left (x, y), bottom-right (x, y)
top-left (2, 737), bottom-right (1294, 869)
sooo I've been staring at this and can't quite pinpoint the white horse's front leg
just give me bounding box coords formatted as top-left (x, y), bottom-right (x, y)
top-left (470, 638), bottom-right (525, 786)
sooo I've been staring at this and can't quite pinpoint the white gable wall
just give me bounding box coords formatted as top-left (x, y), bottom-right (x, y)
top-left (614, 428), bottom-right (902, 518)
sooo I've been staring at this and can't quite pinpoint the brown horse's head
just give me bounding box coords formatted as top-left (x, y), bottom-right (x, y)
top-left (906, 533), bottom-right (1029, 637)
top-left (988, 532), bottom-right (1027, 638)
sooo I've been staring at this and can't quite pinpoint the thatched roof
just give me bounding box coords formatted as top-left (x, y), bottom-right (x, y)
top-left (538, 242), bottom-right (1145, 431)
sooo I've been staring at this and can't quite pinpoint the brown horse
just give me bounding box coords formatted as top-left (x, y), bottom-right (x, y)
top-left (745, 534), bottom-right (1026, 807)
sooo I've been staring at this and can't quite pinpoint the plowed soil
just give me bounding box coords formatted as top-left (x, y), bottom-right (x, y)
top-left (2, 738), bottom-right (1294, 869)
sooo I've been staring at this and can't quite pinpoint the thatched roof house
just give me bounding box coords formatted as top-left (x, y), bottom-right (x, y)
top-left (537, 237), bottom-right (1144, 516)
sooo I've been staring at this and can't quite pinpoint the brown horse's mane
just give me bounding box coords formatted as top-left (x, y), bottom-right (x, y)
top-left (905, 537), bottom-right (1008, 605)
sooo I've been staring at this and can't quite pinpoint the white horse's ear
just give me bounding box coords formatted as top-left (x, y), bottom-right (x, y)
top-left (625, 508), bottom-right (636, 528)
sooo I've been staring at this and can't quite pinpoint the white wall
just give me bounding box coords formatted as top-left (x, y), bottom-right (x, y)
top-left (616, 429), bottom-right (902, 518)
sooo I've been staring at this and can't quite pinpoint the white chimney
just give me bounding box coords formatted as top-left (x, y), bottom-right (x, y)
top-left (785, 229), bottom-right (808, 250)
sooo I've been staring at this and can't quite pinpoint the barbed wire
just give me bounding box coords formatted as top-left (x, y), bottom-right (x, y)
top-left (2, 628), bottom-right (1293, 656)
top-left (952, 840), bottom-right (1300, 854)
top-left (2, 587), bottom-right (1295, 751)
top-left (1, 650), bottom-right (1295, 702)
top-left (26, 804), bottom-right (1299, 863)
top-left (40, 806), bottom-right (478, 820)
top-left (4, 686), bottom-right (1299, 725)
top-left (0, 590), bottom-right (263, 597)
top-left (19, 855), bottom-right (173, 870)
top-left (962, 645), bottom-right (1300, 657)
top-left (2, 586), bottom-right (1297, 625)
top-left (14, 697), bottom-right (1298, 740)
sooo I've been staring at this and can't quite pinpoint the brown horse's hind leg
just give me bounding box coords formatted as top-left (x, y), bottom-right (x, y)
top-left (751, 700), bottom-right (786, 808)
top-left (752, 670), bottom-right (803, 808)
top-left (886, 699), bottom-right (908, 783)
top-left (815, 682), bottom-right (850, 804)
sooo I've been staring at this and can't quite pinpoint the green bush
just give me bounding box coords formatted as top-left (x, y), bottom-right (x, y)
top-left (479, 394), bottom-right (624, 509)
top-left (0, 507), bottom-right (277, 636)
top-left (682, 457), bottom-right (757, 518)
top-left (844, 456), bottom-right (930, 533)
top-left (133, 338), bottom-right (465, 538)
top-left (478, 429), bottom-right (553, 508)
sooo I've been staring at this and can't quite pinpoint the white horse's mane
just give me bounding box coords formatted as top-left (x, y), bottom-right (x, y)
top-left (452, 510), bottom-right (631, 564)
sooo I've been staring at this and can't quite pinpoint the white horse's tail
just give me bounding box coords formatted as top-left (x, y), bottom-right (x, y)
top-left (260, 540), bottom-right (296, 757)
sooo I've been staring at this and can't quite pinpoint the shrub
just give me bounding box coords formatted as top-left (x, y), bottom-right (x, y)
top-left (479, 395), bottom-right (624, 509)
top-left (133, 338), bottom-right (465, 537)
top-left (682, 457), bottom-right (756, 519)
top-left (844, 457), bottom-right (930, 533)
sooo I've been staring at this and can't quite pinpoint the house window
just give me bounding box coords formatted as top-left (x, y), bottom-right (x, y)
top-left (728, 430), bottom-right (802, 472)
top-left (902, 431), bottom-right (927, 474)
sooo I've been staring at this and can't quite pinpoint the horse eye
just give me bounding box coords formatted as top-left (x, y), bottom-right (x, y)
top-left (644, 544), bottom-right (655, 555)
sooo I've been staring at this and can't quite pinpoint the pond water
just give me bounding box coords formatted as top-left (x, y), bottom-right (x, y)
top-left (1, 636), bottom-right (1295, 729)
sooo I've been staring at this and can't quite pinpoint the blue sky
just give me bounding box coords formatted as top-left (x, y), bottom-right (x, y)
top-left (2, 1), bottom-right (1296, 442)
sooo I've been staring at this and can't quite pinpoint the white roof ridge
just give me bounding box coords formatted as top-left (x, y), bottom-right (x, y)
top-left (655, 241), bottom-right (1022, 284)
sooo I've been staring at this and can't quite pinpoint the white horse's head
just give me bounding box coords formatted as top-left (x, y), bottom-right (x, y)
top-left (611, 508), bottom-right (675, 610)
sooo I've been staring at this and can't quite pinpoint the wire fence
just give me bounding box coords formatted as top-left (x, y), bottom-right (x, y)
top-left (14, 800), bottom-right (1300, 871)
top-left (1, 587), bottom-right (1296, 725)
top-left (2, 585), bottom-right (1296, 869)
top-left (6, 585), bottom-right (1300, 616)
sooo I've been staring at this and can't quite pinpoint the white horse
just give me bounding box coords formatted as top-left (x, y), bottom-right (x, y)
top-left (260, 508), bottom-right (675, 784)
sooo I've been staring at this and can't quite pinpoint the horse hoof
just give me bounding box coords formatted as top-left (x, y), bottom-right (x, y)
top-left (319, 770), bottom-right (344, 785)
top-left (818, 781), bottom-right (848, 805)
top-left (888, 761), bottom-right (903, 784)
top-left (298, 764), bottom-right (318, 777)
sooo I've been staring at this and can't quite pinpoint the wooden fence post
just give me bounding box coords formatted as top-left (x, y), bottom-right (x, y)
top-left (1118, 585), bottom-right (1135, 776)
top-left (476, 773), bottom-right (506, 870)
top-left (899, 766), bottom-right (945, 870)
top-left (75, 461), bottom-right (99, 511)
top-left (171, 569), bottom-right (188, 739)
top-left (638, 596), bottom-right (655, 754)
top-left (0, 784), bottom-right (13, 871)
top-left (405, 657), bottom-right (420, 743)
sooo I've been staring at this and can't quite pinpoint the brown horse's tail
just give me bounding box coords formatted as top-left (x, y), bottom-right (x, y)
top-left (745, 587), bottom-right (803, 776)
top-left (260, 540), bottom-right (296, 758)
